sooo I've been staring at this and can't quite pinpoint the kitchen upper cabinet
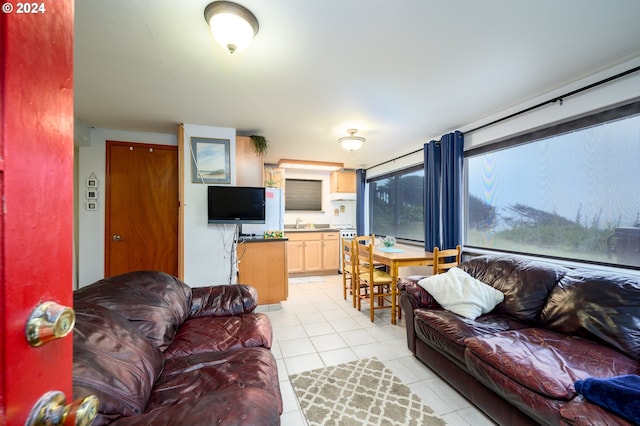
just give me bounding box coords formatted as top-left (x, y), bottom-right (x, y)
top-left (330, 171), bottom-right (356, 193)
top-left (236, 136), bottom-right (263, 187)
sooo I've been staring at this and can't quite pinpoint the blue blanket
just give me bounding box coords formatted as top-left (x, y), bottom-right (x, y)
top-left (574, 375), bottom-right (640, 425)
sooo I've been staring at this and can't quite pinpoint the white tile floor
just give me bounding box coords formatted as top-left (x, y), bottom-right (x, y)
top-left (256, 274), bottom-right (497, 426)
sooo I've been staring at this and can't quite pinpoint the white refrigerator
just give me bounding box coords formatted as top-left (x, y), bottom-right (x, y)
top-left (242, 187), bottom-right (284, 236)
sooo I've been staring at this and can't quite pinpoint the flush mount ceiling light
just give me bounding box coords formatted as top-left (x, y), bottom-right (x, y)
top-left (339, 129), bottom-right (366, 151)
top-left (277, 159), bottom-right (344, 171)
top-left (204, 1), bottom-right (259, 54)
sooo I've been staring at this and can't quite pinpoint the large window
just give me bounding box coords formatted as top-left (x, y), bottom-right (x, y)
top-left (369, 166), bottom-right (424, 241)
top-left (466, 103), bottom-right (640, 268)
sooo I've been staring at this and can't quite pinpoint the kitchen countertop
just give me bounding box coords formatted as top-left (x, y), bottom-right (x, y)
top-left (238, 236), bottom-right (288, 243)
top-left (283, 228), bottom-right (340, 233)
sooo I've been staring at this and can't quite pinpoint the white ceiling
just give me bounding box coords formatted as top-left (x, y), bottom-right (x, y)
top-left (74, 0), bottom-right (640, 169)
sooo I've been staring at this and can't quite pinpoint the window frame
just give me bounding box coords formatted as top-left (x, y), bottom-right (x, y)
top-left (464, 100), bottom-right (640, 270)
top-left (368, 164), bottom-right (425, 243)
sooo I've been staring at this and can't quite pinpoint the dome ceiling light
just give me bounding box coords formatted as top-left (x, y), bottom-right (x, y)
top-left (339, 129), bottom-right (366, 151)
top-left (204, 1), bottom-right (259, 54)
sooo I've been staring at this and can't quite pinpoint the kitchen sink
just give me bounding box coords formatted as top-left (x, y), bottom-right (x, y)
top-left (283, 223), bottom-right (333, 231)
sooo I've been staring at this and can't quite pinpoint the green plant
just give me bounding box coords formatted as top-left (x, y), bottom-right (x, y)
top-left (249, 135), bottom-right (269, 155)
top-left (264, 167), bottom-right (281, 187)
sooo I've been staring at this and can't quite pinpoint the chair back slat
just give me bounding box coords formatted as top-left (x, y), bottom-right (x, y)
top-left (432, 245), bottom-right (462, 274)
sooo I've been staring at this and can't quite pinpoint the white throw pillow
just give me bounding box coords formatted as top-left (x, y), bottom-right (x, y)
top-left (417, 267), bottom-right (504, 320)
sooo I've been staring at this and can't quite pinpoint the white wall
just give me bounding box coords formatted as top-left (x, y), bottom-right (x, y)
top-left (181, 124), bottom-right (238, 287)
top-left (463, 56), bottom-right (640, 150)
top-left (76, 128), bottom-right (177, 287)
top-left (76, 124), bottom-right (240, 288)
top-left (368, 56), bottom-right (640, 182)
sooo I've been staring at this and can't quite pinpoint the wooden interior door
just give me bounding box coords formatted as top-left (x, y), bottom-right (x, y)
top-left (106, 141), bottom-right (179, 277)
top-left (1, 1), bottom-right (77, 423)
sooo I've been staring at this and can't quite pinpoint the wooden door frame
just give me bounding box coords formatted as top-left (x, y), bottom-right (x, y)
top-left (104, 140), bottom-right (180, 277)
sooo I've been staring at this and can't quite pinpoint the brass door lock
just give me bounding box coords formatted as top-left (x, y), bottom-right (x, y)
top-left (25, 301), bottom-right (76, 347)
top-left (26, 391), bottom-right (98, 426)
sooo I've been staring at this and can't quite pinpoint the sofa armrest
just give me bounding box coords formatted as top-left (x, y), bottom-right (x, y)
top-left (397, 277), bottom-right (442, 309)
top-left (398, 277), bottom-right (442, 354)
top-left (189, 284), bottom-right (258, 318)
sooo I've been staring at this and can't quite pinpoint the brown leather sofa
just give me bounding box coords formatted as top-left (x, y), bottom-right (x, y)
top-left (398, 254), bottom-right (640, 425)
top-left (73, 270), bottom-right (282, 425)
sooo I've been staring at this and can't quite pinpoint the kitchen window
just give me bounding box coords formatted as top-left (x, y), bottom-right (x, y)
top-left (285, 179), bottom-right (322, 211)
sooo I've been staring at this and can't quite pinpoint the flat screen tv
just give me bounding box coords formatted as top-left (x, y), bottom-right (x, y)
top-left (207, 186), bottom-right (265, 224)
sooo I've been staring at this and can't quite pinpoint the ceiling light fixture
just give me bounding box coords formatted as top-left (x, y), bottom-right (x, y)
top-left (339, 128), bottom-right (366, 151)
top-left (277, 159), bottom-right (344, 171)
top-left (204, 1), bottom-right (259, 54)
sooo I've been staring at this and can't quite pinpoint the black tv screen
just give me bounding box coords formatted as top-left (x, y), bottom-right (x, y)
top-left (207, 186), bottom-right (266, 224)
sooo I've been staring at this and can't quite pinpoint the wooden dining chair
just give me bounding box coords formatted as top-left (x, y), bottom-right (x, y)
top-left (354, 235), bottom-right (394, 322)
top-left (341, 237), bottom-right (356, 305)
top-left (432, 245), bottom-right (462, 274)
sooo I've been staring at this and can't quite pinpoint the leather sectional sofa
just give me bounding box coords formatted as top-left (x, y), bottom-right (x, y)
top-left (73, 270), bottom-right (282, 425)
top-left (398, 254), bottom-right (640, 425)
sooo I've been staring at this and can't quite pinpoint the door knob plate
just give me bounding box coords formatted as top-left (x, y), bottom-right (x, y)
top-left (26, 390), bottom-right (98, 426)
top-left (25, 301), bottom-right (75, 347)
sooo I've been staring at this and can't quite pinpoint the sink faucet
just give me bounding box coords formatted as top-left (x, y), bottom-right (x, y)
top-left (296, 217), bottom-right (304, 229)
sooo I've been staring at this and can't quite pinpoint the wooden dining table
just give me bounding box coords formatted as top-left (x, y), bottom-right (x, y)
top-left (372, 244), bottom-right (434, 325)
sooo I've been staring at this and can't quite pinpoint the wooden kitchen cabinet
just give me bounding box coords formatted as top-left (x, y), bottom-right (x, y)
top-left (330, 171), bottom-right (356, 193)
top-left (237, 239), bottom-right (288, 304)
top-left (321, 232), bottom-right (340, 271)
top-left (287, 233), bottom-right (321, 274)
top-left (287, 231), bottom-right (339, 275)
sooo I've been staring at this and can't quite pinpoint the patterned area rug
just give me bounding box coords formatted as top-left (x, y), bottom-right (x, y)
top-left (289, 358), bottom-right (446, 426)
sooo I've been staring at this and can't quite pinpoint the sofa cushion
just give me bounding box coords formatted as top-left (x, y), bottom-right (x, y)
top-left (75, 271), bottom-right (192, 350)
top-left (418, 267), bottom-right (504, 319)
top-left (414, 309), bottom-right (528, 366)
top-left (460, 255), bottom-right (568, 323)
top-left (108, 388), bottom-right (282, 426)
top-left (540, 268), bottom-right (640, 361)
top-left (465, 328), bottom-right (639, 401)
top-left (147, 347), bottom-right (282, 414)
top-left (465, 328), bottom-right (639, 425)
top-left (163, 313), bottom-right (273, 359)
top-left (189, 284), bottom-right (258, 318)
top-left (73, 301), bottom-right (164, 426)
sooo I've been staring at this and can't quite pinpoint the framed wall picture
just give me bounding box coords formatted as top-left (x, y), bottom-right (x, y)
top-left (86, 177), bottom-right (98, 188)
top-left (86, 201), bottom-right (98, 211)
top-left (86, 189), bottom-right (98, 200)
top-left (190, 137), bottom-right (231, 184)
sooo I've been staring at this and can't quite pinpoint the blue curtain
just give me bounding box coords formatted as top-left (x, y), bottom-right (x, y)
top-left (424, 141), bottom-right (441, 251)
top-left (441, 131), bottom-right (464, 249)
top-left (356, 168), bottom-right (366, 235)
top-left (423, 131), bottom-right (464, 251)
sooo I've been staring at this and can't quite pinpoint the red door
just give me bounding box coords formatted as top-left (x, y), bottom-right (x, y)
top-left (1, 1), bottom-right (77, 424)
